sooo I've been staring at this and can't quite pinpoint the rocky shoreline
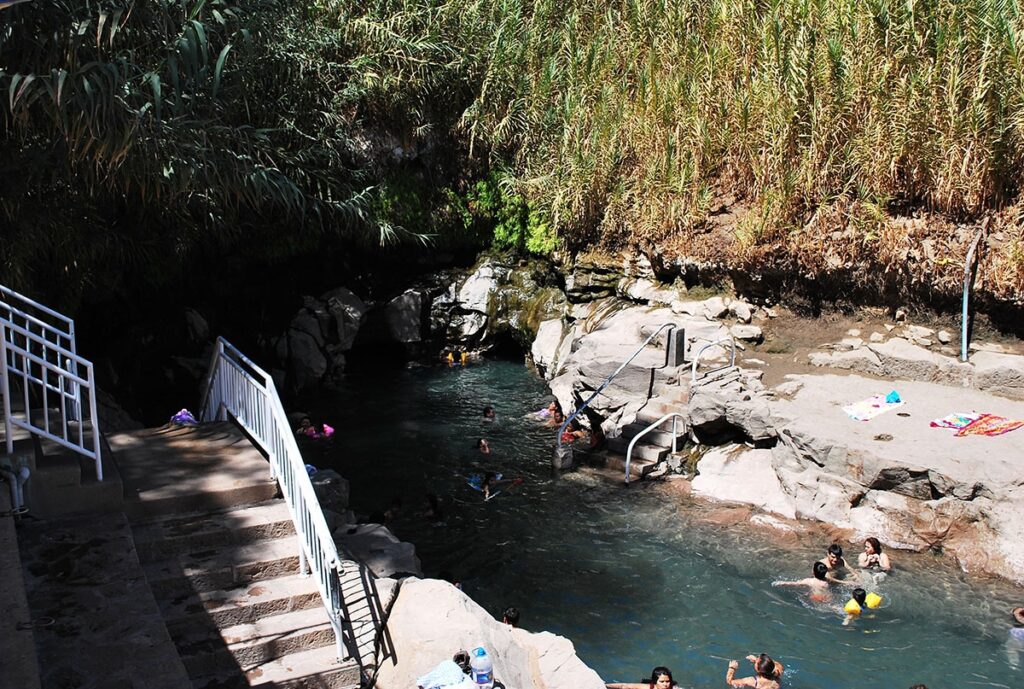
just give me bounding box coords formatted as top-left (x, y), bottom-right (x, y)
top-left (277, 252), bottom-right (1024, 591)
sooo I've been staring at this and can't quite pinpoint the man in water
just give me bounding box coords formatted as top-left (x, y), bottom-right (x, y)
top-left (817, 543), bottom-right (850, 582)
top-left (1007, 607), bottom-right (1024, 669)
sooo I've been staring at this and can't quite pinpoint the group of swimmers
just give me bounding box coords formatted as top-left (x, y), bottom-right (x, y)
top-left (606, 655), bottom-right (784, 689)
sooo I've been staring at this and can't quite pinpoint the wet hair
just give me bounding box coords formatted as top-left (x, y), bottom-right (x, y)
top-left (908, 685), bottom-right (928, 689)
top-left (813, 562), bottom-right (828, 580)
top-left (483, 405), bottom-right (495, 417)
top-left (852, 588), bottom-right (867, 606)
top-left (865, 536), bottom-right (883, 554)
top-left (477, 438), bottom-right (488, 449)
top-left (754, 654), bottom-right (777, 678)
top-left (648, 667), bottom-right (673, 686)
top-left (453, 650), bottom-right (471, 673)
top-left (502, 606), bottom-right (520, 627)
top-left (827, 543), bottom-right (844, 558)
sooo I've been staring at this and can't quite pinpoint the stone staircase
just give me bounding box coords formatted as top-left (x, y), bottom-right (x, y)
top-left (579, 382), bottom-right (691, 480)
top-left (111, 424), bottom-right (362, 689)
top-left (133, 501), bottom-right (359, 689)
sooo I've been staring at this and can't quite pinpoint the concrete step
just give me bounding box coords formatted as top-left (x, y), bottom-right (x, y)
top-left (145, 537), bottom-right (301, 597)
top-left (133, 501), bottom-right (296, 563)
top-left (176, 607), bottom-right (334, 675)
top-left (161, 573), bottom-right (322, 634)
top-left (606, 436), bottom-right (667, 462)
top-left (637, 400), bottom-right (687, 421)
top-left (620, 421), bottom-right (686, 447)
top-left (112, 423), bottom-right (279, 520)
top-left (22, 443), bottom-right (124, 519)
top-left (191, 644), bottom-right (360, 689)
top-left (578, 448), bottom-right (658, 479)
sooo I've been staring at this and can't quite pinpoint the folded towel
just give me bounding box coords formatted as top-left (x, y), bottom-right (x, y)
top-left (416, 660), bottom-right (472, 689)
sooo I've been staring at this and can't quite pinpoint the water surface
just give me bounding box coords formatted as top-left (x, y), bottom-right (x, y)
top-left (299, 360), bottom-right (1024, 688)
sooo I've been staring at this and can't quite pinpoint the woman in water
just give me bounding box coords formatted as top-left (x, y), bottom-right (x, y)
top-left (858, 537), bottom-right (892, 571)
top-left (725, 654), bottom-right (783, 689)
top-left (476, 438), bottom-right (491, 454)
top-left (605, 666), bottom-right (675, 689)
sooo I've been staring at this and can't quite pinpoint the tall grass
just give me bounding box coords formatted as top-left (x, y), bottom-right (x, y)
top-left (465, 0), bottom-right (1024, 249)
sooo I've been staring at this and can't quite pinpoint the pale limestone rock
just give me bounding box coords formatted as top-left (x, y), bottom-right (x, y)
top-left (867, 338), bottom-right (939, 380)
top-left (458, 260), bottom-right (507, 313)
top-left (691, 446), bottom-right (796, 519)
top-left (937, 329), bottom-right (953, 345)
top-left (836, 337), bottom-right (863, 351)
top-left (729, 301), bottom-right (754, 323)
top-left (971, 350), bottom-right (1024, 400)
top-left (702, 296), bottom-right (729, 319)
top-left (730, 324), bottom-right (763, 342)
top-left (847, 328), bottom-right (862, 337)
top-left (869, 332), bottom-right (885, 343)
top-left (385, 289), bottom-right (425, 343)
top-left (531, 319), bottom-right (566, 379)
top-left (374, 579), bottom-right (604, 689)
top-left (333, 524), bottom-right (422, 578)
top-left (670, 300), bottom-right (703, 316)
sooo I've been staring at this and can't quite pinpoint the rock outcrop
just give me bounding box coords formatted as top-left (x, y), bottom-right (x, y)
top-left (374, 578), bottom-right (604, 689)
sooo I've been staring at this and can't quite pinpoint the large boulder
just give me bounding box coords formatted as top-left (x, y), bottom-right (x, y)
top-left (564, 259), bottom-right (621, 303)
top-left (385, 289), bottom-right (427, 344)
top-left (971, 350), bottom-right (1024, 400)
top-left (274, 289), bottom-right (367, 392)
top-left (691, 446), bottom-right (796, 518)
top-left (532, 319), bottom-right (567, 378)
top-left (373, 578), bottom-right (604, 689)
top-left (333, 524), bottom-right (422, 578)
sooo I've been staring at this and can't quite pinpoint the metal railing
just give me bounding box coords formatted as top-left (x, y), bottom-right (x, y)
top-left (690, 337), bottom-right (736, 383)
top-left (199, 337), bottom-right (388, 671)
top-left (624, 412), bottom-right (686, 485)
top-left (1, 287), bottom-right (101, 479)
top-left (0, 284), bottom-right (81, 420)
top-left (557, 322), bottom-right (680, 453)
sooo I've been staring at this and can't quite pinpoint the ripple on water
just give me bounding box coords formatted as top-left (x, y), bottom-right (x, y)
top-left (300, 360), bottom-right (1024, 689)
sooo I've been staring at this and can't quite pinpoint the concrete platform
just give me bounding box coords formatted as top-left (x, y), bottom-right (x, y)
top-left (0, 491), bottom-right (41, 689)
top-left (110, 423), bottom-right (279, 518)
top-left (17, 511), bottom-right (192, 689)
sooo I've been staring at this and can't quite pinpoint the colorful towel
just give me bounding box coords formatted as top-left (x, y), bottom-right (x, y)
top-left (929, 412), bottom-right (983, 431)
top-left (843, 391), bottom-right (904, 421)
top-left (955, 413), bottom-right (1024, 437)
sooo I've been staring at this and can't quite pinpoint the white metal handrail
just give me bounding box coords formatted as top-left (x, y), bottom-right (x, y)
top-left (557, 322), bottom-right (680, 453)
top-left (1, 305), bottom-right (102, 480)
top-left (624, 412), bottom-right (685, 485)
top-left (0, 284), bottom-right (81, 420)
top-left (690, 337), bottom-right (736, 382)
top-left (199, 337), bottom-right (357, 665)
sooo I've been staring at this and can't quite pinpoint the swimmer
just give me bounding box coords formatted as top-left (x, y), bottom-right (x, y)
top-left (423, 493), bottom-right (445, 525)
top-left (502, 606), bottom-right (520, 628)
top-left (535, 401), bottom-right (559, 419)
top-left (818, 543), bottom-right (850, 582)
top-left (773, 562), bottom-right (851, 602)
top-left (477, 438), bottom-right (491, 454)
top-left (605, 665), bottom-right (676, 689)
top-left (1006, 608), bottom-right (1024, 670)
top-left (726, 654), bottom-right (783, 689)
top-left (858, 537), bottom-right (892, 571)
top-left (483, 405), bottom-right (496, 421)
top-left (296, 416), bottom-right (315, 436)
top-left (547, 408), bottom-right (565, 428)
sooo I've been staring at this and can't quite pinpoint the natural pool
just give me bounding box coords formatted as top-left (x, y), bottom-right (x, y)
top-left (299, 360), bottom-right (1024, 688)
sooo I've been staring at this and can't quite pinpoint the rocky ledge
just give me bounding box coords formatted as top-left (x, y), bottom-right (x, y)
top-left (529, 295), bottom-right (1024, 585)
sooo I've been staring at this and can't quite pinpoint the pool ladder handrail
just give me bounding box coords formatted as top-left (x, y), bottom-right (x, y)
top-left (690, 337), bottom-right (736, 383)
top-left (624, 412), bottom-right (686, 485)
top-left (557, 323), bottom-right (680, 453)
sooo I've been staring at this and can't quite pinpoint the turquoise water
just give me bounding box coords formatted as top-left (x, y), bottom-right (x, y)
top-left (299, 360), bottom-right (1024, 688)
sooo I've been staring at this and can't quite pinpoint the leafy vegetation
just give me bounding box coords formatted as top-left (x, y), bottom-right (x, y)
top-left (4, 0), bottom-right (1024, 305)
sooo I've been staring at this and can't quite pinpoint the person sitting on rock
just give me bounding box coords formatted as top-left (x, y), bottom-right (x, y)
top-left (858, 537), bottom-right (892, 571)
top-left (773, 562), bottom-right (844, 603)
top-left (502, 606), bottom-right (520, 628)
top-left (605, 665), bottom-right (676, 689)
top-left (725, 654), bottom-right (783, 689)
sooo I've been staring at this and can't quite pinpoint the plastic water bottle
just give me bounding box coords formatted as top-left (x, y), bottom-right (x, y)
top-left (470, 646), bottom-right (494, 688)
